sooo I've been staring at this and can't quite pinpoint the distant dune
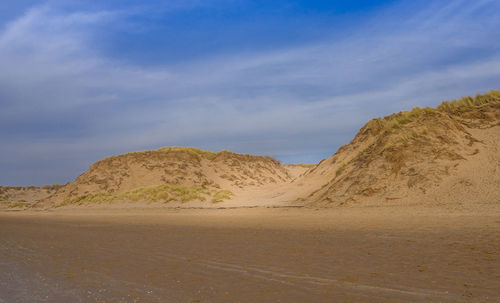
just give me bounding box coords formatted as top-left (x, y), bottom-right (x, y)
top-left (5, 90), bottom-right (499, 209)
top-left (0, 185), bottom-right (61, 209)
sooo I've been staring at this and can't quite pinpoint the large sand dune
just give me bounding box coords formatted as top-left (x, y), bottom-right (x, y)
top-left (287, 91), bottom-right (500, 207)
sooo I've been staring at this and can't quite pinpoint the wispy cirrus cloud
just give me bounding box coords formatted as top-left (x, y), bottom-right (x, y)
top-left (1, 0), bottom-right (500, 185)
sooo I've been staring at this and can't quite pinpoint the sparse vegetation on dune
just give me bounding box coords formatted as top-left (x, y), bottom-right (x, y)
top-left (437, 90), bottom-right (500, 114)
top-left (212, 189), bottom-right (233, 203)
top-left (285, 163), bottom-right (317, 168)
top-left (97, 147), bottom-right (212, 167)
top-left (213, 150), bottom-right (282, 165)
top-left (156, 147), bottom-right (218, 160)
top-left (99, 146), bottom-right (281, 165)
top-left (0, 184), bottom-right (63, 193)
top-left (42, 184), bottom-right (64, 190)
top-left (364, 90), bottom-right (500, 136)
top-left (335, 163), bottom-right (346, 177)
top-left (0, 200), bottom-right (31, 209)
top-left (0, 185), bottom-right (61, 208)
top-left (358, 90), bottom-right (500, 151)
top-left (0, 185), bottom-right (37, 191)
top-left (56, 184), bottom-right (235, 207)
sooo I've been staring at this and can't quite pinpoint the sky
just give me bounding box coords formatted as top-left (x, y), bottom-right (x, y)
top-left (1, 0), bottom-right (500, 186)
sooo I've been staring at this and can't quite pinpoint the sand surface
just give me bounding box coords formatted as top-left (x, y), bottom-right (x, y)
top-left (1, 207), bottom-right (499, 302)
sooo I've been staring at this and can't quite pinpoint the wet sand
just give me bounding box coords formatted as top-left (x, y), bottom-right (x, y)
top-left (1, 207), bottom-right (499, 302)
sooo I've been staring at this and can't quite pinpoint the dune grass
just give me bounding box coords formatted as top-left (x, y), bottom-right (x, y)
top-left (335, 163), bottom-right (346, 177)
top-left (156, 147), bottom-right (218, 160)
top-left (58, 184), bottom-right (211, 207)
top-left (42, 184), bottom-right (64, 191)
top-left (437, 90), bottom-right (500, 114)
top-left (98, 147), bottom-right (218, 165)
top-left (57, 184), bottom-right (235, 207)
top-left (334, 90), bottom-right (500, 176)
top-left (286, 163), bottom-right (317, 168)
top-left (211, 189), bottom-right (233, 203)
top-left (364, 106), bottom-right (435, 136)
top-left (365, 90), bottom-right (500, 137)
top-left (0, 200), bottom-right (30, 208)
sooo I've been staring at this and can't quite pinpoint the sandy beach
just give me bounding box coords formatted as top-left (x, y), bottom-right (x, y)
top-left (1, 206), bottom-right (499, 303)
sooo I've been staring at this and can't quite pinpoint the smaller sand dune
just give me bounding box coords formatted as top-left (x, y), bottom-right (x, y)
top-left (38, 147), bottom-right (298, 208)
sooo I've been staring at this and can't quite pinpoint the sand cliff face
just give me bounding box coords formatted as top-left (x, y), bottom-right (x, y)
top-left (34, 90), bottom-right (500, 208)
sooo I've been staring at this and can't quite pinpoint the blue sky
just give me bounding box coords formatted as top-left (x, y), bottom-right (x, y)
top-left (1, 0), bottom-right (500, 186)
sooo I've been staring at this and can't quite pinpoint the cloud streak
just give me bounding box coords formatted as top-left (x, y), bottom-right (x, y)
top-left (1, 0), bottom-right (500, 185)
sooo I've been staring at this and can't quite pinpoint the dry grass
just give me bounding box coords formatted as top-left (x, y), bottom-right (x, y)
top-left (157, 147), bottom-right (218, 160)
top-left (364, 90), bottom-right (500, 138)
top-left (359, 90), bottom-right (500, 153)
top-left (336, 163), bottom-right (346, 177)
top-left (364, 107), bottom-right (434, 136)
top-left (58, 184), bottom-right (211, 207)
top-left (42, 184), bottom-right (64, 191)
top-left (214, 150), bottom-right (282, 166)
top-left (0, 185), bottom-right (39, 191)
top-left (286, 163), bottom-right (317, 168)
top-left (97, 147), bottom-right (218, 165)
top-left (0, 200), bottom-right (30, 209)
top-left (385, 129), bottom-right (422, 149)
top-left (57, 184), bottom-right (235, 207)
top-left (437, 90), bottom-right (500, 114)
top-left (94, 146), bottom-right (282, 169)
top-left (211, 190), bottom-right (233, 203)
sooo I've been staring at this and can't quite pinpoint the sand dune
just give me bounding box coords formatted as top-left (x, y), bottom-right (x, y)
top-left (3, 90), bottom-right (497, 210)
top-left (290, 90), bottom-right (500, 207)
top-left (0, 185), bottom-right (61, 209)
top-left (36, 147), bottom-right (305, 208)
